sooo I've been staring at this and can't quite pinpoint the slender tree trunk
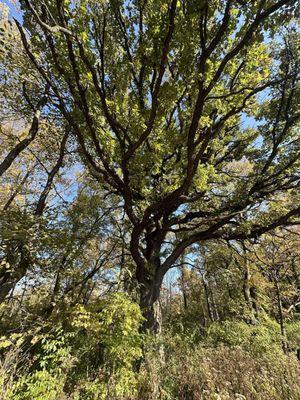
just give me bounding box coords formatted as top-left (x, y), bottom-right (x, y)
top-left (243, 259), bottom-right (251, 305)
top-left (202, 272), bottom-right (214, 322)
top-left (242, 261), bottom-right (257, 323)
top-left (210, 280), bottom-right (219, 321)
top-left (249, 286), bottom-right (259, 316)
top-left (274, 279), bottom-right (288, 354)
top-left (42, 267), bottom-right (63, 319)
top-left (201, 302), bottom-right (207, 327)
top-left (180, 266), bottom-right (188, 310)
top-left (291, 258), bottom-right (300, 289)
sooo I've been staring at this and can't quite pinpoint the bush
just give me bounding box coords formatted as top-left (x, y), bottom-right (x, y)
top-left (204, 318), bottom-right (283, 356)
top-left (0, 293), bottom-right (144, 400)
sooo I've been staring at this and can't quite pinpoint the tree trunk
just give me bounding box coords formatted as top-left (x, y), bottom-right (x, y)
top-left (274, 279), bottom-right (288, 354)
top-left (180, 266), bottom-right (188, 310)
top-left (242, 261), bottom-right (257, 323)
top-left (249, 286), bottom-right (259, 316)
top-left (139, 278), bottom-right (163, 334)
top-left (201, 303), bottom-right (207, 327)
top-left (202, 272), bottom-right (214, 322)
top-left (134, 231), bottom-right (166, 334)
top-left (210, 280), bottom-right (219, 321)
top-left (243, 262), bottom-right (251, 307)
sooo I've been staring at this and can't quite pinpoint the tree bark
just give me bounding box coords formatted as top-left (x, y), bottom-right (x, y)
top-left (210, 280), bottom-right (219, 321)
top-left (139, 277), bottom-right (163, 334)
top-left (135, 248), bottom-right (165, 334)
top-left (202, 272), bottom-right (214, 322)
top-left (242, 260), bottom-right (257, 323)
top-left (179, 266), bottom-right (188, 310)
top-left (274, 278), bottom-right (288, 354)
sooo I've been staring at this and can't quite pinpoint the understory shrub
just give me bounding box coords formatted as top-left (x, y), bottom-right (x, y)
top-left (0, 293), bottom-right (143, 400)
top-left (0, 309), bottom-right (299, 399)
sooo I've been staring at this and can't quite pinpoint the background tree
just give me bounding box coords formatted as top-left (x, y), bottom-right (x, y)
top-left (246, 228), bottom-right (300, 353)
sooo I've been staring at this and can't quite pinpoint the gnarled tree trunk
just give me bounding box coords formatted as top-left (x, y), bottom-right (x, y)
top-left (138, 272), bottom-right (163, 334)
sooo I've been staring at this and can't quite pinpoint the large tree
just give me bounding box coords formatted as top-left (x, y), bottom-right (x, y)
top-left (4, 0), bottom-right (300, 331)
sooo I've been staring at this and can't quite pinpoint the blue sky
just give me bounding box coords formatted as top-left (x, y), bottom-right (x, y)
top-left (2, 0), bottom-right (21, 20)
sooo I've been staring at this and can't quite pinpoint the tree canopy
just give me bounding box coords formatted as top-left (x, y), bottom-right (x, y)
top-left (0, 1), bottom-right (300, 398)
top-left (1, 0), bottom-right (300, 327)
